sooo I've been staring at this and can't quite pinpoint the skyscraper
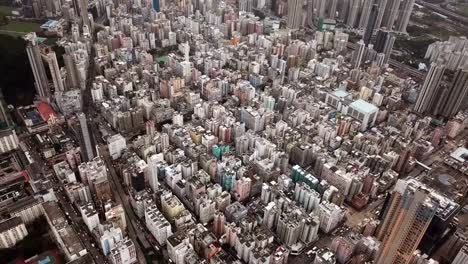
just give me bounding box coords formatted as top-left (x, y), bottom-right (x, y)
top-left (346, 0), bottom-right (361, 28)
top-left (374, 29), bottom-right (389, 53)
top-left (0, 90), bottom-right (12, 128)
top-left (396, 0), bottom-right (416, 32)
top-left (45, 51), bottom-right (64, 93)
top-left (64, 54), bottom-right (79, 88)
top-left (438, 65), bottom-right (468, 118)
top-left (79, 0), bottom-right (89, 27)
top-left (352, 39), bottom-right (365, 69)
top-left (414, 62), bottom-right (446, 114)
top-left (306, 0), bottom-right (315, 27)
top-left (310, 0), bottom-right (414, 33)
top-left (77, 112), bottom-right (94, 161)
top-left (213, 212), bottom-right (226, 238)
top-left (315, 0), bottom-right (326, 18)
top-left (375, 180), bottom-right (438, 264)
top-left (146, 120), bottom-right (155, 135)
top-left (239, 0), bottom-right (253, 12)
top-left (338, 0), bottom-right (350, 22)
top-left (381, 0), bottom-right (401, 30)
top-left (328, 0), bottom-right (338, 19)
top-left (358, 0), bottom-right (374, 29)
top-left (146, 154), bottom-right (161, 192)
top-left (452, 244), bottom-right (468, 264)
top-left (374, 29), bottom-right (396, 64)
top-left (379, 0), bottom-right (415, 32)
top-left (25, 33), bottom-right (50, 99)
top-left (153, 0), bottom-right (160, 12)
top-left (287, 0), bottom-right (303, 29)
top-left (375, 0), bottom-right (388, 30)
top-left (363, 3), bottom-right (378, 45)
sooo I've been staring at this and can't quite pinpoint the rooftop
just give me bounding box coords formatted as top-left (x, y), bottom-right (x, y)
top-left (332, 90), bottom-right (349, 98)
top-left (37, 102), bottom-right (58, 122)
top-left (65, 253), bottom-right (95, 264)
top-left (0, 216), bottom-right (23, 232)
top-left (40, 20), bottom-right (59, 29)
top-left (450, 147), bottom-right (468, 163)
top-left (8, 196), bottom-right (42, 213)
top-left (349, 99), bottom-right (378, 114)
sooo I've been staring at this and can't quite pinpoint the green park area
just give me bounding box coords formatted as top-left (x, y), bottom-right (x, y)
top-left (0, 20), bottom-right (41, 36)
top-left (0, 5), bottom-right (13, 20)
top-left (455, 3), bottom-right (468, 18)
top-left (156, 55), bottom-right (168, 64)
top-left (0, 5), bottom-right (41, 37)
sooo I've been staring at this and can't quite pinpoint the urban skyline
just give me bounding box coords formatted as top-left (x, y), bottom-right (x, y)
top-left (0, 0), bottom-right (467, 264)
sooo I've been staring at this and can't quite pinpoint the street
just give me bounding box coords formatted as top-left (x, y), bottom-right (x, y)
top-left (57, 190), bottom-right (108, 264)
top-left (99, 145), bottom-right (153, 264)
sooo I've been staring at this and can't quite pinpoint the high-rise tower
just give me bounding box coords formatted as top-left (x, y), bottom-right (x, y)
top-left (396, 0), bottom-right (416, 32)
top-left (64, 53), bottom-right (79, 88)
top-left (381, 0), bottom-right (401, 30)
top-left (79, 0), bottom-right (89, 27)
top-left (0, 90), bottom-right (12, 128)
top-left (382, 33), bottom-right (396, 64)
top-left (316, 0), bottom-right (326, 18)
top-left (379, 0), bottom-right (415, 32)
top-left (45, 51), bottom-right (65, 93)
top-left (453, 244), bottom-right (468, 264)
top-left (358, 0), bottom-right (374, 29)
top-left (153, 0), bottom-right (160, 12)
top-left (414, 62), bottom-right (446, 114)
top-left (375, 180), bottom-right (438, 264)
top-left (375, 0), bottom-right (388, 30)
top-left (346, 0), bottom-right (361, 28)
top-left (438, 65), bottom-right (468, 118)
top-left (306, 0), bottom-right (315, 27)
top-left (25, 33), bottom-right (50, 99)
top-left (287, 0), bottom-right (303, 29)
top-left (374, 29), bottom-right (389, 53)
top-left (330, 0), bottom-right (338, 19)
top-left (352, 39), bottom-right (366, 69)
top-left (363, 3), bottom-right (378, 45)
top-left (77, 112), bottom-right (94, 161)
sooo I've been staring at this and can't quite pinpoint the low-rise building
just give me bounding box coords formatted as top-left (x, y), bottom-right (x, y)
top-left (42, 201), bottom-right (88, 261)
top-left (108, 134), bottom-right (127, 160)
top-left (9, 196), bottom-right (44, 224)
top-left (145, 204), bottom-right (172, 245)
top-left (0, 217), bottom-right (28, 248)
top-left (109, 237), bottom-right (137, 264)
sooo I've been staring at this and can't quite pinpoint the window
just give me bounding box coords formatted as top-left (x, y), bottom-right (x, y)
top-left (358, 113), bottom-right (364, 121)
